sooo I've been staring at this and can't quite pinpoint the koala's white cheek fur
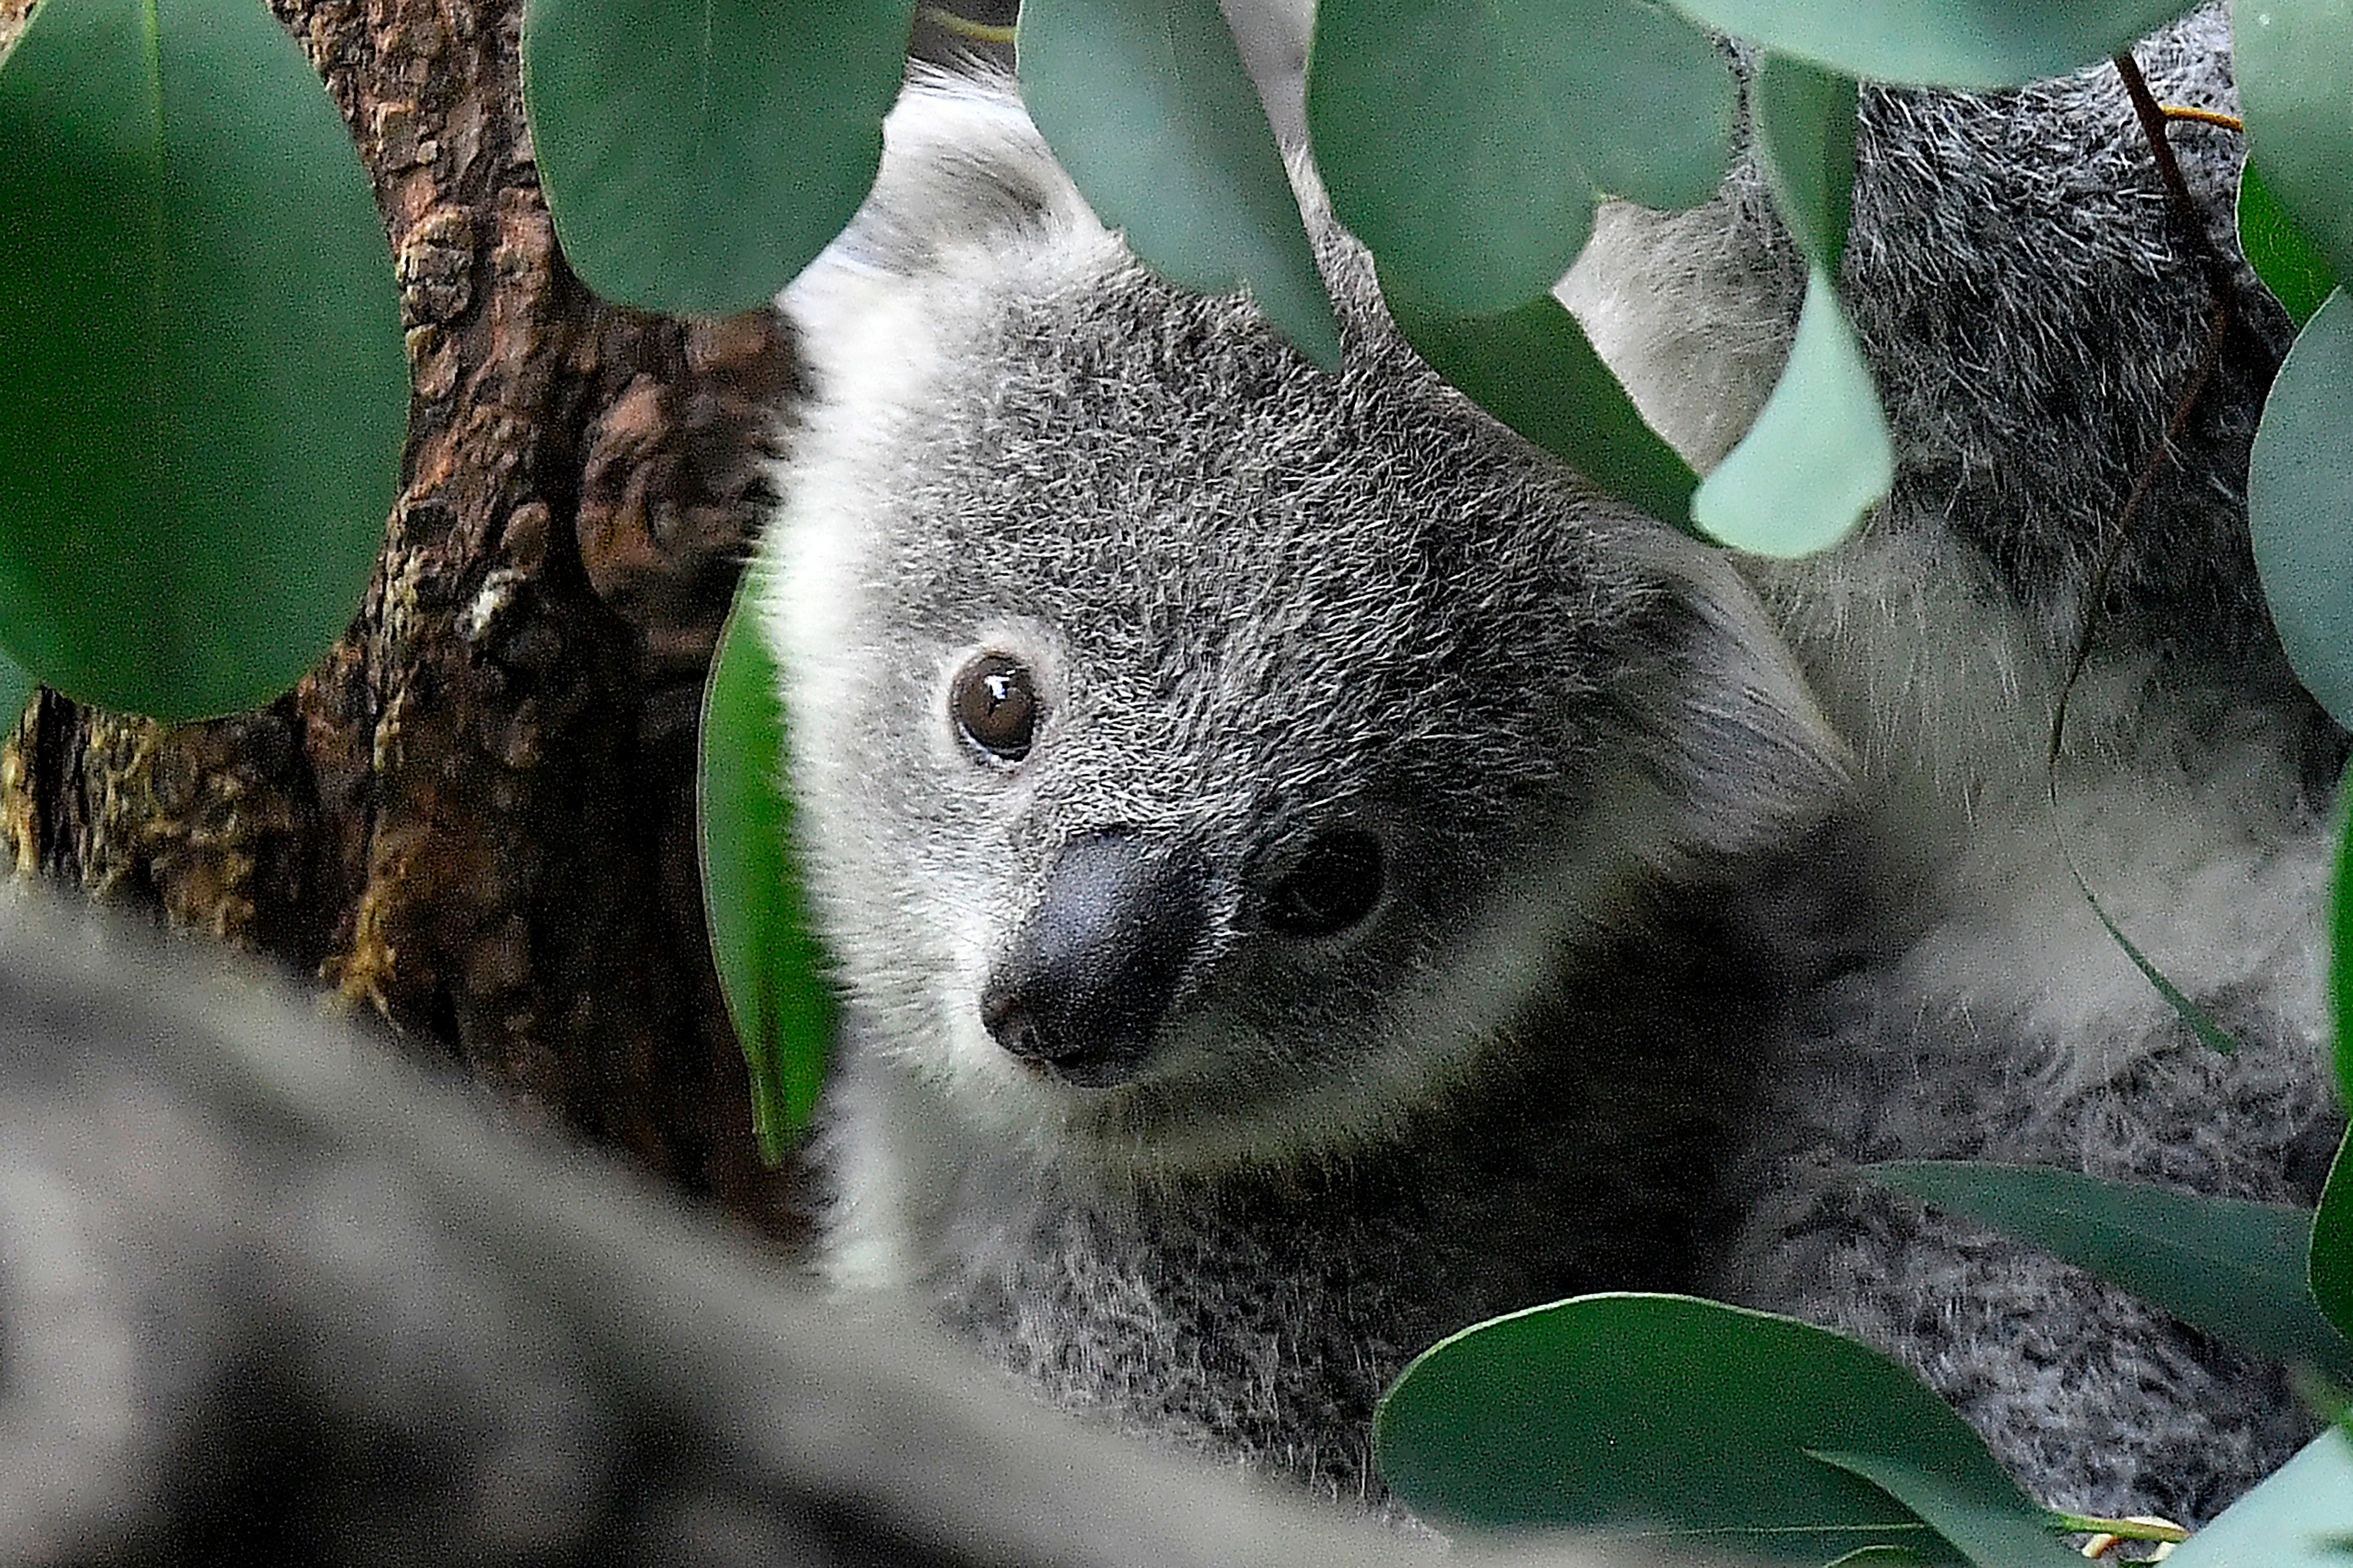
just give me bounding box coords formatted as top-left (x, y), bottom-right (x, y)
top-left (1559, 194), bottom-right (1800, 474)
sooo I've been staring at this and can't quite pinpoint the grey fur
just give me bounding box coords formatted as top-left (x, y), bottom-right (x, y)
top-left (763, 8), bottom-right (2344, 1528)
top-left (1684, 12), bottom-right (2344, 1525)
top-left (0, 888), bottom-right (1729, 1568)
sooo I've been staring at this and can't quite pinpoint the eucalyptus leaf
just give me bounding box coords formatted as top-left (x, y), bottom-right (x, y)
top-left (1809, 1451), bottom-right (2082, 1568)
top-left (2163, 1428), bottom-right (2353, 1568)
top-left (2234, 0), bottom-right (2353, 289)
top-left (1692, 265), bottom-right (1890, 556)
top-left (2240, 159), bottom-right (2339, 330)
top-left (2317, 1133), bottom-right (2351, 1343)
top-left (698, 577), bottom-right (833, 1161)
top-left (1751, 53), bottom-right (1859, 274)
top-left (1308, 0), bottom-right (1733, 316)
top-left (1384, 282), bottom-right (1700, 534)
top-left (1866, 1161), bottom-right (2353, 1379)
top-left (2249, 288), bottom-right (2353, 730)
top-left (1019, 0), bottom-right (1340, 368)
top-left (1374, 1291), bottom-right (2030, 1563)
top-left (521, 0), bottom-right (913, 317)
top-left (1664, 0), bottom-right (2198, 91)
top-left (0, 0), bottom-right (405, 720)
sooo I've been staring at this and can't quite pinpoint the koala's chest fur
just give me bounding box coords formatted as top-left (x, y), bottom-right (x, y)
top-left (823, 920), bottom-right (1781, 1498)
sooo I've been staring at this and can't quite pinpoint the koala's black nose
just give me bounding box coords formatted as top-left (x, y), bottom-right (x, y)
top-left (981, 832), bottom-right (1208, 1086)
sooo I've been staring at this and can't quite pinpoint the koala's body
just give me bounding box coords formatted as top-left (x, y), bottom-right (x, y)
top-left (764, 78), bottom-right (1847, 1502)
top-left (1564, 10), bottom-right (2347, 1522)
top-left (764, 8), bottom-right (2344, 1525)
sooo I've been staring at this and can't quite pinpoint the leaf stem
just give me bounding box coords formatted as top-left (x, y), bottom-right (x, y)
top-left (918, 6), bottom-right (1017, 45)
top-left (2159, 104), bottom-right (2243, 133)
top-left (2040, 53), bottom-right (2243, 1056)
top-left (2048, 1512), bottom-right (2189, 1544)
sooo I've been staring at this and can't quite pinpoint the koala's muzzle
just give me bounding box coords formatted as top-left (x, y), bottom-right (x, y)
top-left (981, 832), bottom-right (1207, 1086)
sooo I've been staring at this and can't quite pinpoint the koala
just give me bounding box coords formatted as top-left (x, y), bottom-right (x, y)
top-left (762, 7), bottom-right (2345, 1528)
top-left (761, 76), bottom-right (1849, 1503)
top-left (1571, 5), bottom-right (2346, 1526)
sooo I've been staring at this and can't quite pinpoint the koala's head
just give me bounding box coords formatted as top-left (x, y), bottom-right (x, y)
top-left (762, 75), bottom-right (1846, 1172)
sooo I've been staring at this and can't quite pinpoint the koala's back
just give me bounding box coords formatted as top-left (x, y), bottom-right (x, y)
top-left (1567, 8), bottom-right (2347, 1523)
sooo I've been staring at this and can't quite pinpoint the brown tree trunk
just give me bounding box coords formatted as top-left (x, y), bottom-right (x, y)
top-left (0, 0), bottom-right (806, 1236)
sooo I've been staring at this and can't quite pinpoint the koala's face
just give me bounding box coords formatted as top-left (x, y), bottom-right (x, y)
top-left (763, 82), bottom-right (1841, 1171)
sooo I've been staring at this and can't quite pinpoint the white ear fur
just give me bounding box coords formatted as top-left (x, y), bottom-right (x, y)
top-left (1613, 527), bottom-right (1854, 858)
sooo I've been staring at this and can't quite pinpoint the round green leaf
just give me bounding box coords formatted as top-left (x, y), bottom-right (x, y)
top-left (1308, 0), bottom-right (1734, 316)
top-left (522, 0), bottom-right (914, 318)
top-left (2249, 288), bottom-right (2353, 730)
top-left (1867, 1161), bottom-right (2353, 1379)
top-left (2235, 0), bottom-right (2353, 291)
top-left (0, 0), bottom-right (406, 721)
top-left (1693, 265), bottom-right (1890, 556)
top-left (698, 576), bottom-right (831, 1162)
top-left (2240, 160), bottom-right (2339, 331)
top-left (2315, 1135), bottom-right (2351, 1343)
top-left (1018, 0), bottom-right (1340, 369)
top-left (2162, 1429), bottom-right (2353, 1568)
top-left (1373, 1291), bottom-right (2032, 1562)
top-left (1383, 281), bottom-right (1700, 533)
top-left (1663, 0), bottom-right (2198, 91)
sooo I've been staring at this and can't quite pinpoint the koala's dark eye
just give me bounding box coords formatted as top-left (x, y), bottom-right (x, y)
top-left (951, 653), bottom-right (1038, 762)
top-left (1262, 830), bottom-right (1384, 938)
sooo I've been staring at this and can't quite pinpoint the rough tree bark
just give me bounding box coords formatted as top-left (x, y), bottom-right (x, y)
top-left (0, 0), bottom-right (807, 1232)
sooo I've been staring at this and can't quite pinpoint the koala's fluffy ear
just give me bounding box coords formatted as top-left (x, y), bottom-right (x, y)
top-left (1612, 529), bottom-right (1853, 860)
top-left (781, 74), bottom-right (1107, 324)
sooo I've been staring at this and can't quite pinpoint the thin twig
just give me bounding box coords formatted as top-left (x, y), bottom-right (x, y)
top-left (2038, 56), bottom-right (2245, 1053)
top-left (2113, 52), bottom-right (2240, 297)
top-left (2160, 104), bottom-right (2243, 133)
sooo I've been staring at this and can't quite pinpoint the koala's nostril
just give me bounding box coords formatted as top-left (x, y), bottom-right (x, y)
top-left (982, 832), bottom-right (1209, 1083)
top-left (979, 983), bottom-right (1039, 1061)
top-left (1261, 829), bottom-right (1384, 938)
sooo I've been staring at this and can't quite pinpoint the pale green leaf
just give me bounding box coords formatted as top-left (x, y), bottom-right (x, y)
top-left (2164, 1429), bottom-right (2353, 1568)
top-left (1309, 0), bottom-right (1733, 316)
top-left (1693, 265), bottom-right (1890, 556)
top-left (2234, 0), bottom-right (2353, 289)
top-left (1665, 0), bottom-right (2200, 91)
top-left (1019, 0), bottom-right (1340, 368)
top-left (2249, 288), bottom-right (2353, 730)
